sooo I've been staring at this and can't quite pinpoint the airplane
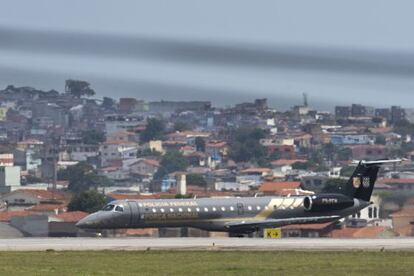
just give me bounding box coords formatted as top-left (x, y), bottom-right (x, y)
top-left (76, 159), bottom-right (400, 234)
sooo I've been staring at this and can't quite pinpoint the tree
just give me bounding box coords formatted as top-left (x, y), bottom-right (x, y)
top-left (137, 148), bottom-right (162, 157)
top-left (140, 118), bottom-right (165, 142)
top-left (186, 174), bottom-right (207, 187)
top-left (62, 162), bottom-right (112, 193)
top-left (292, 161), bottom-right (309, 170)
top-left (393, 120), bottom-right (414, 137)
top-left (68, 190), bottom-right (106, 213)
top-left (322, 143), bottom-right (335, 161)
top-left (195, 137), bottom-right (206, 152)
top-left (229, 127), bottom-right (266, 162)
top-left (154, 150), bottom-right (189, 179)
top-left (173, 121), bottom-right (191, 132)
top-left (337, 147), bottom-right (352, 161)
top-left (65, 80), bottom-right (95, 98)
top-left (268, 150), bottom-right (281, 161)
top-left (340, 166), bottom-right (355, 177)
top-left (322, 178), bottom-right (348, 193)
top-left (81, 129), bottom-right (105, 145)
top-left (375, 135), bottom-right (386, 145)
top-left (102, 97), bottom-right (116, 110)
top-left (257, 157), bottom-right (271, 168)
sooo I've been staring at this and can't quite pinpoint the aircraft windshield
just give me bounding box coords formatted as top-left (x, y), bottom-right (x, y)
top-left (102, 204), bottom-right (115, 211)
top-left (115, 205), bottom-right (124, 212)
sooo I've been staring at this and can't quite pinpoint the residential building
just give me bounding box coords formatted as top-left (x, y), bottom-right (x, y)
top-left (0, 166), bottom-right (21, 193)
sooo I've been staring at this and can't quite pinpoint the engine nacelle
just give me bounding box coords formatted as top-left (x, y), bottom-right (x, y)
top-left (303, 194), bottom-right (354, 212)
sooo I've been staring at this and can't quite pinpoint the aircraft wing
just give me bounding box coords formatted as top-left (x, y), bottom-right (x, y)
top-left (224, 215), bottom-right (340, 232)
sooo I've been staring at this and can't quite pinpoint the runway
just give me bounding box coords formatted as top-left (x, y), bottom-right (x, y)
top-left (2, 238), bottom-right (414, 251)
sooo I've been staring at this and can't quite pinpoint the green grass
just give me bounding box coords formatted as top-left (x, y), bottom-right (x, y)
top-left (0, 251), bottom-right (414, 275)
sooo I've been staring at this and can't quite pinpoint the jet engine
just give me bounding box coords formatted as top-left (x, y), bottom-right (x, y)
top-left (303, 194), bottom-right (354, 212)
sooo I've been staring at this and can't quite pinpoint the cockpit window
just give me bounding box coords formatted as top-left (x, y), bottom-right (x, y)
top-left (102, 204), bottom-right (115, 211)
top-left (115, 205), bottom-right (124, 212)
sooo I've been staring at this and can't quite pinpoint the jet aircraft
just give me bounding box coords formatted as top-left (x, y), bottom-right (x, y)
top-left (76, 159), bottom-right (399, 234)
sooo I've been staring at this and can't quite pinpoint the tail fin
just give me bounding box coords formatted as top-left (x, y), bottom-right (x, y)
top-left (344, 159), bottom-right (401, 202)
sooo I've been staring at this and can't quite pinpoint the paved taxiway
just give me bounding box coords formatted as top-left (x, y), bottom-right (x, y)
top-left (1, 238), bottom-right (414, 251)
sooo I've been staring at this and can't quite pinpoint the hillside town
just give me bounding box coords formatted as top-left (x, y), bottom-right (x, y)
top-left (1, 80), bottom-right (414, 238)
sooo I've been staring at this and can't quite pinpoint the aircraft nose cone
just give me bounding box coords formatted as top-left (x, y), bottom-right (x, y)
top-left (76, 217), bottom-right (90, 229)
top-left (76, 213), bottom-right (99, 229)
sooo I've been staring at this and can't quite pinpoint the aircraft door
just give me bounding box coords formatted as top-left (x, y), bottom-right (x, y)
top-left (237, 203), bottom-right (244, 215)
top-left (127, 201), bottom-right (140, 227)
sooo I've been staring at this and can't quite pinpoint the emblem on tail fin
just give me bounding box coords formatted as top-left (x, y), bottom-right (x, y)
top-left (352, 177), bottom-right (361, 188)
top-left (362, 177), bottom-right (371, 188)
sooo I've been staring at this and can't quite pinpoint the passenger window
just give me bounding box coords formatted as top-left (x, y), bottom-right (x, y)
top-left (102, 204), bottom-right (115, 211)
top-left (187, 208), bottom-right (192, 212)
top-left (247, 206), bottom-right (252, 211)
top-left (178, 208), bottom-right (183, 212)
top-left (230, 206), bottom-right (234, 211)
top-left (204, 207), bottom-right (209, 212)
top-left (152, 208), bottom-right (157, 213)
top-left (170, 208), bottom-right (174, 212)
top-left (212, 207), bottom-right (217, 211)
top-left (256, 206), bottom-right (261, 210)
top-left (115, 205), bottom-right (124, 212)
top-left (196, 208), bottom-right (200, 212)
top-left (160, 208), bottom-right (165, 213)
top-left (221, 207), bottom-right (226, 211)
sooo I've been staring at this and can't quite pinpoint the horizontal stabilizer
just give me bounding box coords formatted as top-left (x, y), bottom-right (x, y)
top-left (352, 159), bottom-right (402, 166)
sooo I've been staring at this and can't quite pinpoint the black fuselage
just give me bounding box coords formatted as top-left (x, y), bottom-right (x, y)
top-left (76, 195), bottom-right (366, 233)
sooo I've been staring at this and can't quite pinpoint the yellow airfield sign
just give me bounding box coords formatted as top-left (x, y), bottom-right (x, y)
top-left (263, 228), bottom-right (282, 239)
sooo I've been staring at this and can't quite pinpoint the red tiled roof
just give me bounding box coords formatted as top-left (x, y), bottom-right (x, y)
top-left (100, 166), bottom-right (122, 173)
top-left (107, 193), bottom-right (162, 200)
top-left (330, 227), bottom-right (359, 238)
top-left (394, 225), bottom-right (413, 236)
top-left (125, 228), bottom-right (158, 236)
top-left (276, 189), bottom-right (314, 196)
top-left (271, 159), bottom-right (308, 166)
top-left (0, 210), bottom-right (34, 222)
top-left (9, 189), bottom-right (69, 201)
top-left (143, 159), bottom-right (160, 167)
top-left (181, 145), bottom-right (195, 151)
top-left (52, 211), bottom-right (89, 222)
top-left (206, 141), bottom-right (227, 148)
top-left (168, 185), bottom-right (206, 194)
top-left (352, 226), bottom-right (388, 238)
top-left (330, 226), bottom-right (389, 238)
top-left (282, 222), bottom-right (333, 230)
top-left (259, 181), bottom-right (301, 192)
top-left (27, 204), bottom-right (66, 212)
top-left (391, 207), bottom-right (414, 218)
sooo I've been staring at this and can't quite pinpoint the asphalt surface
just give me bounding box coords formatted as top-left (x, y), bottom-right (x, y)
top-left (1, 238), bottom-right (414, 251)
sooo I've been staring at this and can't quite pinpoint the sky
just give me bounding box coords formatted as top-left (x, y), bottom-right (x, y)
top-left (1, 0), bottom-right (414, 110)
